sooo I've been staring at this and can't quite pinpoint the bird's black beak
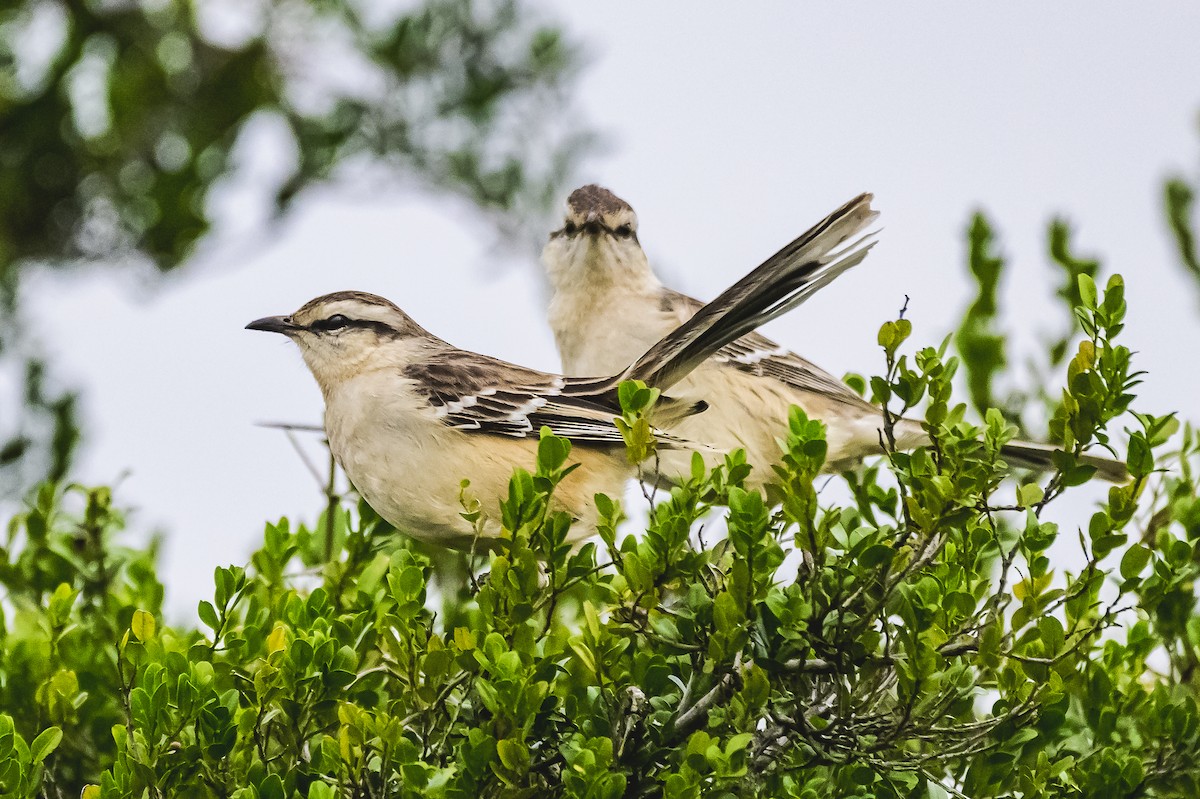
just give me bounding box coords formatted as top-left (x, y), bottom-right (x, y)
top-left (246, 315), bottom-right (300, 335)
top-left (581, 211), bottom-right (604, 236)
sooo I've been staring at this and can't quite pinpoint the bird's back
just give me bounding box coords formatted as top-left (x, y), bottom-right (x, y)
top-left (550, 281), bottom-right (886, 484)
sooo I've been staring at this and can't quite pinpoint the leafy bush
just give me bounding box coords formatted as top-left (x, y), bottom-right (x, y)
top-left (4, 263), bottom-right (1200, 797)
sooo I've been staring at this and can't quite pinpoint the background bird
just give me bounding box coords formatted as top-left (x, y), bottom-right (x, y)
top-left (543, 184), bottom-right (1127, 487)
top-left (247, 194), bottom-right (878, 546)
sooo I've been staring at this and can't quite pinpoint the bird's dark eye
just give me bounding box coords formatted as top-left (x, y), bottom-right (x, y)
top-left (312, 314), bottom-right (351, 332)
top-left (562, 221), bottom-right (578, 236)
top-left (615, 223), bottom-right (634, 238)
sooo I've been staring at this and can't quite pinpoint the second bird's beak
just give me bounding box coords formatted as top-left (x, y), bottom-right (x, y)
top-left (246, 315), bottom-right (300, 335)
top-left (581, 210), bottom-right (603, 235)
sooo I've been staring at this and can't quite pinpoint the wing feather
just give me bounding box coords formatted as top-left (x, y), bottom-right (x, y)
top-left (404, 350), bottom-right (700, 447)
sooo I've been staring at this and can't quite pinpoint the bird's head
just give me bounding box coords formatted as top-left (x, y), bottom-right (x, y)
top-left (247, 291), bottom-right (431, 391)
top-left (542, 184), bottom-right (658, 291)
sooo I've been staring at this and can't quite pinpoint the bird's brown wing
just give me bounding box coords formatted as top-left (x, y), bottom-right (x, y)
top-left (404, 349), bottom-right (700, 447)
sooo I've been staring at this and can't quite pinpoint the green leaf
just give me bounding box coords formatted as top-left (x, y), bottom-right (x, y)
top-left (496, 738), bottom-right (530, 773)
top-left (30, 726), bottom-right (63, 763)
top-left (1119, 544), bottom-right (1151, 580)
top-left (48, 583), bottom-right (77, 626)
top-left (307, 783), bottom-right (335, 799)
top-left (1018, 482), bottom-right (1045, 507)
top-left (454, 627), bottom-right (477, 651)
top-left (537, 428), bottom-right (570, 472)
top-left (1126, 433), bottom-right (1154, 478)
top-left (1077, 273), bottom-right (1098, 309)
top-left (259, 774), bottom-right (285, 799)
top-left (878, 321), bottom-right (898, 350)
top-left (859, 543), bottom-right (895, 569)
top-left (131, 609), bottom-right (156, 642)
top-left (197, 600), bottom-right (220, 631)
top-left (267, 624), bottom-right (287, 656)
top-left (356, 552), bottom-right (391, 595)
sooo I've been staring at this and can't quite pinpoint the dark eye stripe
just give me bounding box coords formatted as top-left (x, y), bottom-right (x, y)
top-left (310, 314), bottom-right (350, 331)
top-left (553, 220), bottom-right (637, 238)
top-left (308, 315), bottom-right (400, 338)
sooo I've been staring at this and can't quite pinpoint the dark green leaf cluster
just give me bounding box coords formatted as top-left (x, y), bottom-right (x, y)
top-left (0, 0), bottom-right (582, 278)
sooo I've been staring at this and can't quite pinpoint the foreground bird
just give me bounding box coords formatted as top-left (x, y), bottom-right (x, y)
top-left (247, 194), bottom-right (878, 546)
top-left (543, 184), bottom-right (1127, 486)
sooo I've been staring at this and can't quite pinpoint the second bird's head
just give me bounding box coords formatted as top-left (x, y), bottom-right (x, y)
top-left (246, 291), bottom-right (430, 390)
top-left (542, 184), bottom-right (654, 290)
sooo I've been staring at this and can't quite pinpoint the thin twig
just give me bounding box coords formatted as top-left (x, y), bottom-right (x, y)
top-left (672, 653), bottom-right (745, 738)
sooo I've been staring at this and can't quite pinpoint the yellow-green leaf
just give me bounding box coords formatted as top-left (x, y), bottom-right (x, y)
top-left (267, 624), bottom-right (288, 656)
top-left (131, 610), bottom-right (155, 642)
top-left (454, 627), bottom-right (476, 651)
top-left (1018, 483), bottom-right (1044, 507)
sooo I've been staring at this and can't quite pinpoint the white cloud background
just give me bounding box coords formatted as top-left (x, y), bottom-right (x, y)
top-left (20, 3), bottom-right (1200, 614)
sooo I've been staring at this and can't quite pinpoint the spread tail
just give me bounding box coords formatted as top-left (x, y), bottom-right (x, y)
top-left (618, 193), bottom-right (879, 391)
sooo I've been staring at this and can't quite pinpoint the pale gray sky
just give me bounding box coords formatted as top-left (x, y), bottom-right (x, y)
top-left (22, 4), bottom-right (1200, 612)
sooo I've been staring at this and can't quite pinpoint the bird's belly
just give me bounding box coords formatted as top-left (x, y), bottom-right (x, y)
top-left (325, 395), bottom-right (471, 543)
top-left (324, 388), bottom-right (629, 546)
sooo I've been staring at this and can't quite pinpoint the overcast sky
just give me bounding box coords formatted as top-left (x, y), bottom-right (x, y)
top-left (20, 4), bottom-right (1200, 613)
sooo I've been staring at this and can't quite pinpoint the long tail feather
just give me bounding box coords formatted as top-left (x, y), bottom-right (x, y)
top-left (1000, 440), bottom-right (1129, 483)
top-left (621, 193), bottom-right (878, 391)
top-left (898, 418), bottom-right (1128, 482)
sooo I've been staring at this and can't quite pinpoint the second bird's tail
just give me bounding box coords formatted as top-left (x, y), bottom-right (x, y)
top-left (892, 418), bottom-right (1128, 483)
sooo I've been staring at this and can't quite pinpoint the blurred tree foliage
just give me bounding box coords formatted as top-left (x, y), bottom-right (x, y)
top-left (955, 215), bottom-right (1101, 439)
top-left (0, 0), bottom-right (589, 496)
top-left (1165, 139), bottom-right (1200, 296)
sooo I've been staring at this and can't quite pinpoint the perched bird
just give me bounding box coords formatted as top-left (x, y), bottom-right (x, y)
top-left (543, 185), bottom-right (1127, 486)
top-left (246, 194), bottom-right (878, 546)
